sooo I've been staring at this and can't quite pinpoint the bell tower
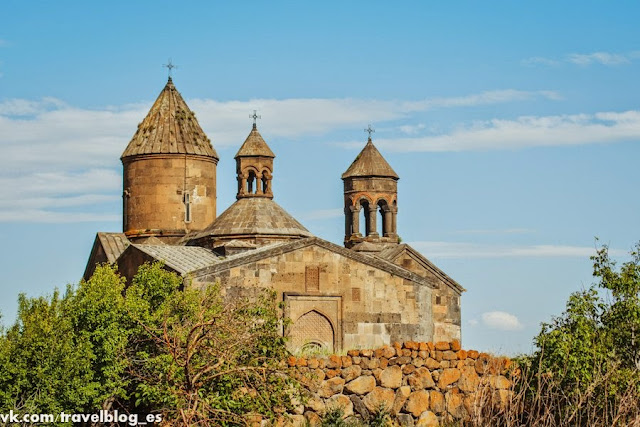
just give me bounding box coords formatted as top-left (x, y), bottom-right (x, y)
top-left (342, 127), bottom-right (399, 249)
top-left (234, 114), bottom-right (275, 200)
top-left (121, 77), bottom-right (218, 242)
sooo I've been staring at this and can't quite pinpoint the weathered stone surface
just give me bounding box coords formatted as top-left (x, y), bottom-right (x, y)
top-left (404, 390), bottom-right (430, 417)
top-left (408, 367), bottom-right (435, 390)
top-left (446, 392), bottom-right (465, 419)
top-left (429, 390), bottom-right (445, 414)
top-left (424, 358), bottom-right (440, 370)
top-left (362, 387), bottom-right (395, 413)
top-left (458, 366), bottom-right (480, 393)
top-left (382, 346), bottom-right (396, 358)
top-left (489, 375), bottom-right (511, 390)
top-left (416, 410), bottom-right (439, 427)
top-left (392, 385), bottom-right (411, 415)
top-left (456, 350), bottom-right (467, 360)
top-left (283, 414), bottom-right (306, 427)
top-left (341, 356), bottom-right (352, 368)
top-left (345, 375), bottom-right (376, 395)
top-left (349, 394), bottom-right (370, 419)
top-left (304, 411), bottom-right (321, 427)
top-left (450, 339), bottom-right (461, 351)
top-left (326, 394), bottom-right (353, 418)
top-left (467, 350), bottom-right (479, 359)
top-left (325, 369), bottom-right (340, 379)
top-left (397, 413), bottom-right (415, 426)
top-left (402, 364), bottom-right (416, 375)
top-left (304, 395), bottom-right (326, 413)
top-left (341, 365), bottom-right (362, 381)
top-left (438, 368), bottom-right (461, 389)
top-left (435, 341), bottom-right (450, 351)
top-left (474, 358), bottom-right (490, 375)
top-left (326, 355), bottom-right (342, 369)
top-left (380, 365), bottom-right (403, 389)
top-left (318, 377), bottom-right (345, 398)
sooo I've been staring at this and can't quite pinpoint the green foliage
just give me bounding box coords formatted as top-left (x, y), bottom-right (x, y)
top-left (0, 262), bottom-right (297, 425)
top-left (523, 241), bottom-right (640, 424)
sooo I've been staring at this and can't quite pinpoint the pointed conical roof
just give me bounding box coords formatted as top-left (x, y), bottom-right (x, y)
top-left (234, 124), bottom-right (275, 158)
top-left (121, 78), bottom-right (218, 159)
top-left (341, 138), bottom-right (398, 179)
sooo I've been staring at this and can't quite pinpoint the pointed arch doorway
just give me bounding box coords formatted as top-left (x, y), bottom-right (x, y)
top-left (284, 295), bottom-right (342, 353)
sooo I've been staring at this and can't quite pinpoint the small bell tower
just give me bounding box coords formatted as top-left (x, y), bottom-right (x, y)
top-left (234, 112), bottom-right (275, 199)
top-left (342, 126), bottom-right (399, 249)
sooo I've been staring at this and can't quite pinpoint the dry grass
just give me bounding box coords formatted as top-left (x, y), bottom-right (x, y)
top-left (465, 361), bottom-right (640, 427)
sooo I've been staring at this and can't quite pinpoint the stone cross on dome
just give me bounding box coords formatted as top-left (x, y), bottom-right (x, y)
top-left (365, 124), bottom-right (375, 141)
top-left (163, 59), bottom-right (177, 78)
top-left (250, 110), bottom-right (261, 128)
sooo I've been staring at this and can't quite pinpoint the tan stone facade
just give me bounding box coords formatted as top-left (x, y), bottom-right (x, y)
top-left (85, 78), bottom-right (465, 354)
top-left (123, 154), bottom-right (217, 241)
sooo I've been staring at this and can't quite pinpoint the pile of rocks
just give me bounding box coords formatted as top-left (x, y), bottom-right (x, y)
top-left (285, 340), bottom-right (513, 426)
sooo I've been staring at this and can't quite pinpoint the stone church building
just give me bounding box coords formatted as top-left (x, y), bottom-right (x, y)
top-left (84, 78), bottom-right (464, 352)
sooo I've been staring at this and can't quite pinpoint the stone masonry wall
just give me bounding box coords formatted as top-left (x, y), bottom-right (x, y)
top-left (285, 340), bottom-right (512, 427)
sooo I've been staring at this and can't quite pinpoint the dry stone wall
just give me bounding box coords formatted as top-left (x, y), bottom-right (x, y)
top-left (285, 340), bottom-right (513, 427)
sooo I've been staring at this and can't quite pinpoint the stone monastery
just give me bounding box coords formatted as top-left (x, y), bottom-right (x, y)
top-left (84, 78), bottom-right (464, 352)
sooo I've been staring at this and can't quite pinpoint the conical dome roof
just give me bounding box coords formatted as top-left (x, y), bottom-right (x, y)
top-left (235, 124), bottom-right (275, 158)
top-left (121, 78), bottom-right (218, 159)
top-left (191, 198), bottom-right (312, 241)
top-left (342, 138), bottom-right (398, 179)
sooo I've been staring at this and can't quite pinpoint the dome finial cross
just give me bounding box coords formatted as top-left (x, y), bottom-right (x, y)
top-left (364, 124), bottom-right (375, 140)
top-left (250, 110), bottom-right (261, 127)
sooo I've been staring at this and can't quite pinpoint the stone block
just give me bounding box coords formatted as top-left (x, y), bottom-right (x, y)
top-left (380, 365), bottom-right (403, 389)
top-left (404, 390), bottom-right (430, 417)
top-left (362, 387), bottom-right (395, 413)
top-left (345, 375), bottom-right (376, 395)
top-left (408, 367), bottom-right (435, 390)
top-left (416, 411), bottom-right (439, 427)
top-left (438, 368), bottom-right (461, 389)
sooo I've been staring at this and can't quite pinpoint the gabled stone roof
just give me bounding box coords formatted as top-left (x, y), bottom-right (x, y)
top-left (132, 244), bottom-right (221, 275)
top-left (189, 197), bottom-right (312, 241)
top-left (342, 138), bottom-right (399, 179)
top-left (83, 232), bottom-right (131, 281)
top-left (121, 78), bottom-right (218, 159)
top-left (376, 243), bottom-right (465, 294)
top-left (235, 124), bottom-right (275, 158)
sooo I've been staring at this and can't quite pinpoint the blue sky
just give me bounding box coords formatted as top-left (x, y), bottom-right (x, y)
top-left (1, 1), bottom-right (639, 354)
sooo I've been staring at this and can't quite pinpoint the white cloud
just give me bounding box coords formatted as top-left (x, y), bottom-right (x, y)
top-left (369, 110), bottom-right (640, 152)
top-left (408, 241), bottom-right (626, 259)
top-left (0, 210), bottom-right (119, 223)
top-left (453, 228), bottom-right (535, 235)
top-left (481, 311), bottom-right (523, 331)
top-left (567, 52), bottom-right (630, 66)
top-left (523, 50), bottom-right (640, 67)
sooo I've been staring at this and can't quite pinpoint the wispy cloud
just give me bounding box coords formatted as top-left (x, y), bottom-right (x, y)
top-left (367, 110), bottom-right (640, 152)
top-left (408, 241), bottom-right (626, 259)
top-left (567, 52), bottom-right (631, 66)
top-left (0, 39), bottom-right (8, 47)
top-left (0, 88), bottom-right (564, 223)
top-left (523, 50), bottom-right (640, 67)
top-left (453, 228), bottom-right (535, 235)
top-left (481, 311), bottom-right (524, 331)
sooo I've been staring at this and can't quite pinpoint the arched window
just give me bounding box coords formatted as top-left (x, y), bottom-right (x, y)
top-left (289, 310), bottom-right (334, 353)
top-left (184, 192), bottom-right (192, 223)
